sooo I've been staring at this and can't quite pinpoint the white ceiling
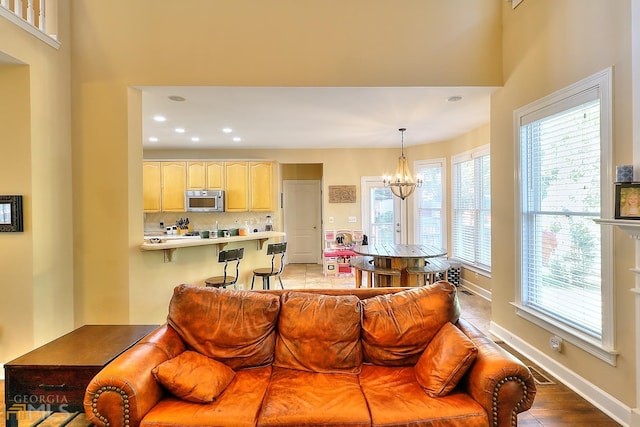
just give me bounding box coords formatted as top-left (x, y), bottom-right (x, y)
top-left (140, 86), bottom-right (498, 150)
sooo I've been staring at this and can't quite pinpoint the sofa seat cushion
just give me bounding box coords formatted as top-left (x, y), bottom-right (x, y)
top-left (257, 367), bottom-right (370, 426)
top-left (274, 292), bottom-right (362, 373)
top-left (359, 364), bottom-right (488, 427)
top-left (361, 282), bottom-right (461, 366)
top-left (141, 366), bottom-right (272, 427)
top-left (167, 285), bottom-right (280, 369)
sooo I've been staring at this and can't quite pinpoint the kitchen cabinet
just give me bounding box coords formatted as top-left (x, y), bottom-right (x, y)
top-left (250, 161), bottom-right (274, 211)
top-left (143, 162), bottom-right (161, 212)
top-left (143, 160), bottom-right (273, 213)
top-left (186, 162), bottom-right (206, 190)
top-left (206, 162), bottom-right (224, 189)
top-left (161, 161), bottom-right (186, 212)
top-left (186, 161), bottom-right (224, 190)
top-left (225, 161), bottom-right (249, 212)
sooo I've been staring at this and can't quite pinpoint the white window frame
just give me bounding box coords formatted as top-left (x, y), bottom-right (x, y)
top-left (412, 159), bottom-right (446, 248)
top-left (451, 145), bottom-right (491, 274)
top-left (513, 68), bottom-right (616, 365)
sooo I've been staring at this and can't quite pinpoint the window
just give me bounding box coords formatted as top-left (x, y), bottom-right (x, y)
top-left (515, 68), bottom-right (615, 364)
top-left (451, 146), bottom-right (491, 272)
top-left (413, 160), bottom-right (445, 248)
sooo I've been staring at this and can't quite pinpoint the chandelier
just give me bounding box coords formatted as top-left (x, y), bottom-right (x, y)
top-left (383, 128), bottom-right (423, 200)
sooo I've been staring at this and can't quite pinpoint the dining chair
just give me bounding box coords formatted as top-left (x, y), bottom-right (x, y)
top-left (205, 248), bottom-right (244, 289)
top-left (251, 242), bottom-right (287, 290)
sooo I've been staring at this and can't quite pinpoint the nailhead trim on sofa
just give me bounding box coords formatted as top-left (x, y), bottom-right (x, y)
top-left (492, 376), bottom-right (529, 427)
top-left (91, 385), bottom-right (131, 427)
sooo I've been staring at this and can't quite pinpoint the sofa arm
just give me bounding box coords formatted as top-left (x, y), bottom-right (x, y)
top-left (456, 319), bottom-right (537, 427)
top-left (84, 324), bottom-right (186, 427)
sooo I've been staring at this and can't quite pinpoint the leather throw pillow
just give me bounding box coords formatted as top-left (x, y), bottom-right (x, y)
top-left (415, 322), bottom-right (477, 397)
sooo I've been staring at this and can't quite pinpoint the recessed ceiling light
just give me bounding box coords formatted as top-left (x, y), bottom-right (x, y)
top-left (233, 137), bottom-right (242, 142)
top-left (447, 96), bottom-right (463, 102)
top-left (148, 137), bottom-right (158, 142)
top-left (222, 127), bottom-right (233, 133)
top-left (191, 137), bottom-right (200, 142)
top-left (175, 127), bottom-right (186, 133)
top-left (168, 95), bottom-right (186, 102)
top-left (153, 115), bottom-right (166, 122)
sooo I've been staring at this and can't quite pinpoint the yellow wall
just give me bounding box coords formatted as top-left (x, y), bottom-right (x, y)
top-left (493, 0), bottom-right (634, 406)
top-left (0, 1), bottom-right (73, 369)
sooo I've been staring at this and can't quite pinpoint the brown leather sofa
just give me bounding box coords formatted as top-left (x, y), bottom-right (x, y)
top-left (84, 282), bottom-right (536, 427)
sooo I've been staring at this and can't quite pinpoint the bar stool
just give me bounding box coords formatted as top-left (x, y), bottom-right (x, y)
top-left (205, 248), bottom-right (244, 289)
top-left (251, 242), bottom-right (287, 290)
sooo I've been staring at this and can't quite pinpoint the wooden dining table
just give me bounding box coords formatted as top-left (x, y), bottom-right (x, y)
top-left (352, 243), bottom-right (447, 287)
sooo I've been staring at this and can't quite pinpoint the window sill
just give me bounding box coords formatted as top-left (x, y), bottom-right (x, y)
top-left (511, 302), bottom-right (618, 366)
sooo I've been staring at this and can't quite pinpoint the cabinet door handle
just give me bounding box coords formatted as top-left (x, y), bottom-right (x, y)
top-left (39, 383), bottom-right (67, 390)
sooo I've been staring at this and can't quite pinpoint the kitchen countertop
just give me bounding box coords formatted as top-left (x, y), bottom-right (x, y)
top-left (141, 231), bottom-right (286, 262)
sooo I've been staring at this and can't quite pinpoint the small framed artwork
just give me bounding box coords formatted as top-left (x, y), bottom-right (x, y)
top-left (0, 195), bottom-right (24, 232)
top-left (328, 185), bottom-right (357, 203)
top-left (615, 184), bottom-right (640, 219)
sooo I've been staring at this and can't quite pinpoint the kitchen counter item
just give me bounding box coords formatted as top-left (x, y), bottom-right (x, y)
top-left (140, 231), bottom-right (286, 263)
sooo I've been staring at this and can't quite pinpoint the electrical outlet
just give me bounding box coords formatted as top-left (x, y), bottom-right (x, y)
top-left (550, 336), bottom-right (563, 352)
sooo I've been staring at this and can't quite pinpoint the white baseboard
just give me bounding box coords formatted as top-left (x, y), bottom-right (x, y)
top-left (460, 279), bottom-right (492, 301)
top-left (490, 322), bottom-right (631, 427)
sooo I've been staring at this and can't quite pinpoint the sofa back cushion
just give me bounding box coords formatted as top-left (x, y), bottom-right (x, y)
top-left (274, 292), bottom-right (362, 373)
top-left (361, 282), bottom-right (460, 366)
top-left (167, 284), bottom-right (280, 369)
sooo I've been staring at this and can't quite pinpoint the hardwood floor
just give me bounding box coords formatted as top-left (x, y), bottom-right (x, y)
top-left (0, 264), bottom-right (621, 426)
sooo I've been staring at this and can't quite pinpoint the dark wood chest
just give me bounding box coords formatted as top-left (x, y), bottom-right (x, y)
top-left (4, 324), bottom-right (158, 425)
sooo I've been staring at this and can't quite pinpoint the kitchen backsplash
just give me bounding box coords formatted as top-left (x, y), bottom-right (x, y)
top-left (144, 212), bottom-right (279, 234)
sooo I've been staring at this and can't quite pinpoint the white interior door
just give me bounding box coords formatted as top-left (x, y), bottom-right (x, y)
top-left (283, 180), bottom-right (322, 263)
top-left (361, 177), bottom-right (405, 245)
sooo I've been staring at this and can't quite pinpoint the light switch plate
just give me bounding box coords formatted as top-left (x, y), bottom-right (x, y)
top-left (348, 216), bottom-right (357, 223)
top-left (328, 216), bottom-right (334, 224)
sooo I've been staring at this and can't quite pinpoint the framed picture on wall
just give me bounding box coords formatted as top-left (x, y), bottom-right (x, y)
top-left (0, 195), bottom-right (24, 232)
top-left (615, 184), bottom-right (640, 219)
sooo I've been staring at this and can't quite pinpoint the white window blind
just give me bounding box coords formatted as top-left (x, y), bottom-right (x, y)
top-left (520, 96), bottom-right (602, 337)
top-left (414, 160), bottom-right (444, 247)
top-left (452, 147), bottom-right (491, 271)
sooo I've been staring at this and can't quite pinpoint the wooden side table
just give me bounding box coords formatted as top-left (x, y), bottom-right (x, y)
top-left (4, 324), bottom-right (158, 427)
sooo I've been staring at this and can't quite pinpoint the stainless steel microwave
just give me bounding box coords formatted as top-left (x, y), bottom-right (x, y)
top-left (185, 190), bottom-right (225, 212)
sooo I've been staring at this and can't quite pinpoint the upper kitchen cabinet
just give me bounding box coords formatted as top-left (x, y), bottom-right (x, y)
top-left (186, 161), bottom-right (206, 190)
top-left (206, 162), bottom-right (224, 189)
top-left (250, 161), bottom-right (274, 211)
top-left (225, 161), bottom-right (249, 212)
top-left (187, 161), bottom-right (224, 190)
top-left (143, 162), bottom-right (162, 212)
top-left (161, 161), bottom-right (186, 212)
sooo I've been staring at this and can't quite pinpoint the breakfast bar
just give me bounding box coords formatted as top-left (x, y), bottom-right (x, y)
top-left (141, 231), bottom-right (286, 262)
